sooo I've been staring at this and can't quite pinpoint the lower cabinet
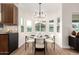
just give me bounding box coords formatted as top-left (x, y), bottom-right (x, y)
top-left (8, 33), bottom-right (18, 54)
top-left (0, 34), bottom-right (8, 54)
top-left (0, 33), bottom-right (18, 55)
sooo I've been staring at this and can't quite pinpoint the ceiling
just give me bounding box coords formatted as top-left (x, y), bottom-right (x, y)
top-left (16, 3), bottom-right (61, 14)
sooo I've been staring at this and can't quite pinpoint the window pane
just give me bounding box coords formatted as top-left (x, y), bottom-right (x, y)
top-left (41, 24), bottom-right (46, 32)
top-left (35, 23), bottom-right (41, 31)
top-left (57, 17), bottom-right (60, 32)
top-left (57, 25), bottom-right (60, 32)
top-left (27, 27), bottom-right (32, 32)
top-left (27, 20), bottom-right (32, 32)
top-left (72, 23), bottom-right (79, 32)
top-left (49, 24), bottom-right (54, 32)
top-left (21, 26), bottom-right (24, 32)
top-left (72, 15), bottom-right (79, 32)
top-left (35, 23), bottom-right (46, 32)
top-left (20, 17), bottom-right (24, 32)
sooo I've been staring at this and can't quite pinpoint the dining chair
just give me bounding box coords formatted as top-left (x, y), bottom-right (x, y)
top-left (34, 38), bottom-right (45, 54)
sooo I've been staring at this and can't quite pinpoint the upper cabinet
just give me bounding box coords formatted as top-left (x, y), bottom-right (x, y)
top-left (1, 4), bottom-right (18, 25)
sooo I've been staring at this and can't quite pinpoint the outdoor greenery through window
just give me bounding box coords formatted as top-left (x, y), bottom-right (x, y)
top-left (21, 17), bottom-right (24, 32)
top-left (49, 24), bottom-right (54, 32)
top-left (72, 15), bottom-right (79, 32)
top-left (49, 20), bottom-right (54, 32)
top-left (72, 22), bottom-right (79, 32)
top-left (57, 17), bottom-right (60, 32)
top-left (27, 20), bottom-right (32, 32)
top-left (21, 26), bottom-right (24, 32)
top-left (27, 27), bottom-right (32, 32)
top-left (35, 23), bottom-right (46, 32)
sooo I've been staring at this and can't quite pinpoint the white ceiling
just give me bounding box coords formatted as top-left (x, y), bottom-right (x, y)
top-left (16, 3), bottom-right (61, 14)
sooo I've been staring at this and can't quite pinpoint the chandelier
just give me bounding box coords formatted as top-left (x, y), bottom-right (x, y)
top-left (34, 3), bottom-right (46, 19)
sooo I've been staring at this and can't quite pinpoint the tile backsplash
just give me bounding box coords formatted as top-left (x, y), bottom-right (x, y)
top-left (3, 25), bottom-right (18, 33)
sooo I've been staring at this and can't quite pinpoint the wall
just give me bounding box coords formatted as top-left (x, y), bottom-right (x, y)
top-left (16, 3), bottom-right (62, 48)
top-left (62, 3), bottom-right (79, 48)
top-left (18, 6), bottom-right (27, 47)
top-left (55, 4), bottom-right (63, 48)
top-left (16, 3), bottom-right (79, 48)
top-left (28, 3), bottom-right (64, 48)
top-left (44, 3), bottom-right (79, 48)
top-left (24, 3), bottom-right (62, 38)
top-left (15, 4), bottom-right (27, 47)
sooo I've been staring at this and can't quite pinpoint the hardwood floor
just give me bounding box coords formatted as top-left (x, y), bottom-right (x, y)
top-left (11, 43), bottom-right (79, 55)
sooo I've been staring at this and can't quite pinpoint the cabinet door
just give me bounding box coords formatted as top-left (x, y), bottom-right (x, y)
top-left (0, 35), bottom-right (8, 54)
top-left (9, 33), bottom-right (18, 53)
top-left (13, 5), bottom-right (18, 25)
top-left (1, 4), bottom-right (13, 25)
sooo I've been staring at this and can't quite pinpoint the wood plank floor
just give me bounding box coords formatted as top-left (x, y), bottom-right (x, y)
top-left (11, 43), bottom-right (79, 55)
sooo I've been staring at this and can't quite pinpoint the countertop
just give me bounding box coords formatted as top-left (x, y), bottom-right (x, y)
top-left (0, 32), bottom-right (18, 34)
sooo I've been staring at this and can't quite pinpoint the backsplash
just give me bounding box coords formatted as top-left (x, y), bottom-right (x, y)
top-left (3, 25), bottom-right (18, 33)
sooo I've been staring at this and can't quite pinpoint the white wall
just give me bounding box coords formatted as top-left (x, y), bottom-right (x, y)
top-left (17, 5), bottom-right (27, 47)
top-left (16, 3), bottom-right (62, 48)
top-left (55, 4), bottom-right (63, 48)
top-left (49, 3), bottom-right (79, 48)
top-left (23, 3), bottom-right (62, 37)
top-left (62, 3), bottom-right (79, 48)
top-left (16, 3), bottom-right (79, 48)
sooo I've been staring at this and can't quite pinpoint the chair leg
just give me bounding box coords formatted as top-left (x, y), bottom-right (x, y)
top-left (33, 43), bottom-right (36, 55)
top-left (44, 48), bottom-right (45, 55)
top-left (25, 42), bottom-right (26, 51)
top-left (25, 42), bottom-right (28, 51)
top-left (45, 42), bottom-right (47, 55)
top-left (34, 49), bottom-right (36, 55)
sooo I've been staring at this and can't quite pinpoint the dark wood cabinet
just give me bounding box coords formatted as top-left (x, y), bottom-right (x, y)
top-left (1, 4), bottom-right (18, 25)
top-left (0, 34), bottom-right (8, 54)
top-left (0, 33), bottom-right (18, 55)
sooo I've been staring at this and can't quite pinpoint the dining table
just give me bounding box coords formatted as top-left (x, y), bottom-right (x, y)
top-left (25, 35), bottom-right (55, 54)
